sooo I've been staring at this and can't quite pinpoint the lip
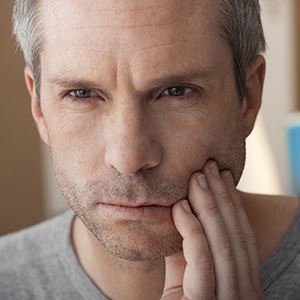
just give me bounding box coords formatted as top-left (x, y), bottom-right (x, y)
top-left (98, 203), bottom-right (172, 220)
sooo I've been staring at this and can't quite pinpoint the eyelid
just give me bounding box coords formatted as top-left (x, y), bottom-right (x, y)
top-left (63, 88), bottom-right (106, 101)
top-left (159, 84), bottom-right (201, 97)
top-left (69, 89), bottom-right (98, 98)
top-left (161, 86), bottom-right (194, 95)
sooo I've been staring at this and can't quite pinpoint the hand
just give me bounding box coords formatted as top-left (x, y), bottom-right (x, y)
top-left (161, 161), bottom-right (264, 300)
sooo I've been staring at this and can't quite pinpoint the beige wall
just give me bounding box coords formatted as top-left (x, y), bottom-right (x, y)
top-left (261, 0), bottom-right (297, 193)
top-left (296, 0), bottom-right (300, 110)
top-left (0, 1), bottom-right (44, 235)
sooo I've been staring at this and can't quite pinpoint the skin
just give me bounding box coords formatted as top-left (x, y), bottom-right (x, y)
top-left (23, 0), bottom-right (299, 299)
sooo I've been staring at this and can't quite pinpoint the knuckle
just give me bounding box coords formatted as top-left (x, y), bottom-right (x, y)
top-left (190, 226), bottom-right (205, 237)
top-left (234, 230), bottom-right (247, 249)
top-left (219, 191), bottom-right (232, 205)
top-left (220, 240), bottom-right (234, 260)
top-left (183, 225), bottom-right (205, 241)
top-left (205, 203), bottom-right (220, 217)
top-left (198, 254), bottom-right (215, 271)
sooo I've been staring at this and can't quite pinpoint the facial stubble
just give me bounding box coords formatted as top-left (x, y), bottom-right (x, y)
top-left (51, 161), bottom-right (186, 261)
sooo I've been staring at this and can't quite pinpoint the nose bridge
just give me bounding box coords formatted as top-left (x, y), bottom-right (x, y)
top-left (111, 97), bottom-right (146, 148)
top-left (116, 99), bottom-right (143, 139)
top-left (105, 98), bottom-right (161, 174)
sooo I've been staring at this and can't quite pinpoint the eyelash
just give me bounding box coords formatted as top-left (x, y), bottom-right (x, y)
top-left (64, 85), bottom-right (199, 103)
top-left (66, 89), bottom-right (101, 103)
top-left (160, 86), bottom-right (198, 101)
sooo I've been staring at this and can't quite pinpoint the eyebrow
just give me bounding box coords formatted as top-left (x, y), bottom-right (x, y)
top-left (48, 70), bottom-right (215, 90)
top-left (145, 70), bottom-right (214, 88)
top-left (49, 77), bottom-right (100, 89)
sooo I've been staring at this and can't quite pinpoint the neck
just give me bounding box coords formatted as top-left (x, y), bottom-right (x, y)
top-left (72, 217), bottom-right (165, 300)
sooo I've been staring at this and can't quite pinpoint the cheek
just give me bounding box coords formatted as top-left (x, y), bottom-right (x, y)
top-left (208, 113), bottom-right (246, 181)
top-left (158, 111), bottom-right (217, 175)
top-left (161, 108), bottom-right (245, 178)
top-left (45, 110), bottom-right (106, 179)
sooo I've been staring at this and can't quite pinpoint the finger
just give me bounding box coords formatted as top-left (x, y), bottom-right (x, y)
top-left (222, 171), bottom-right (261, 292)
top-left (202, 162), bottom-right (252, 295)
top-left (163, 250), bottom-right (185, 297)
top-left (170, 200), bottom-right (215, 300)
top-left (188, 172), bottom-right (238, 299)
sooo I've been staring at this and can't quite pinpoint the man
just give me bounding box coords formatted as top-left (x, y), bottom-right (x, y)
top-left (1, 0), bottom-right (299, 299)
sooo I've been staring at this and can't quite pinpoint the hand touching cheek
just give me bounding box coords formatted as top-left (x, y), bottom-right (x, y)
top-left (162, 161), bottom-right (264, 300)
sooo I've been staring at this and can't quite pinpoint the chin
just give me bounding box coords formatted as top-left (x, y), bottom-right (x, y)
top-left (101, 234), bottom-right (183, 262)
top-left (83, 214), bottom-right (183, 261)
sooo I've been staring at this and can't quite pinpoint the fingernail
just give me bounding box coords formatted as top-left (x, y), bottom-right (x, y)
top-left (197, 174), bottom-right (208, 189)
top-left (224, 171), bottom-right (235, 188)
top-left (181, 200), bottom-right (192, 213)
top-left (209, 162), bottom-right (220, 178)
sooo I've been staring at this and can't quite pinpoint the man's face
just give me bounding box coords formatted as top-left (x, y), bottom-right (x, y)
top-left (35, 0), bottom-right (250, 261)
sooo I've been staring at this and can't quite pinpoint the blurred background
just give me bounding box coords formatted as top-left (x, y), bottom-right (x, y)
top-left (1, 0), bottom-right (300, 235)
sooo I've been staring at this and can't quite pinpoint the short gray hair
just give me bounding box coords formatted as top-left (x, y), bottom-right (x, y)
top-left (12, 0), bottom-right (266, 100)
top-left (218, 0), bottom-right (266, 99)
top-left (12, 0), bottom-right (43, 99)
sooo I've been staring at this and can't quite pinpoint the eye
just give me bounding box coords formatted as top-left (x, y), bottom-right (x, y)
top-left (161, 86), bottom-right (195, 98)
top-left (69, 89), bottom-right (98, 99)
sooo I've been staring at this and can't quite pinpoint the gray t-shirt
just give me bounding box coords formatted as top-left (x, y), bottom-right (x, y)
top-left (1, 208), bottom-right (300, 300)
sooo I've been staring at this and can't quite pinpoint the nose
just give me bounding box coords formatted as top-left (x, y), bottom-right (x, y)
top-left (104, 101), bottom-right (162, 175)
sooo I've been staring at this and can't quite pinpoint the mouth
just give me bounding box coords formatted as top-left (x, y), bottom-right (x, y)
top-left (98, 203), bottom-right (173, 220)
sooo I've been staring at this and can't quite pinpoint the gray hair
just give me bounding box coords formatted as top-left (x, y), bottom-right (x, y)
top-left (218, 0), bottom-right (266, 99)
top-left (12, 0), bottom-right (43, 99)
top-left (12, 0), bottom-right (266, 101)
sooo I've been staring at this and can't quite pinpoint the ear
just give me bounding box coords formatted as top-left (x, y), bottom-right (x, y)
top-left (24, 66), bottom-right (50, 145)
top-left (242, 55), bottom-right (266, 138)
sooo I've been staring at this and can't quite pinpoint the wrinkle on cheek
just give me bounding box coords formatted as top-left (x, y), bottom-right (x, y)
top-left (45, 107), bottom-right (103, 163)
top-left (48, 103), bottom-right (100, 129)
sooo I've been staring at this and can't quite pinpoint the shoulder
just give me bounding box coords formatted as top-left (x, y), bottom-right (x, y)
top-left (0, 210), bottom-right (74, 264)
top-left (241, 193), bottom-right (300, 298)
top-left (256, 196), bottom-right (300, 299)
top-left (0, 210), bottom-right (75, 298)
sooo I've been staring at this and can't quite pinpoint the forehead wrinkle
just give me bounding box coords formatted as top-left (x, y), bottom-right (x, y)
top-left (42, 10), bottom-right (185, 57)
top-left (132, 40), bottom-right (188, 56)
top-left (42, 0), bottom-right (217, 56)
top-left (55, 46), bottom-right (116, 58)
top-left (44, 0), bottom-right (196, 32)
top-left (63, 20), bottom-right (183, 31)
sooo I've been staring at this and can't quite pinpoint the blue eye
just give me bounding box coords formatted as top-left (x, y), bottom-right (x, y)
top-left (70, 89), bottom-right (95, 99)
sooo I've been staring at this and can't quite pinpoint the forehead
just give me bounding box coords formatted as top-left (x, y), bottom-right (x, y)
top-left (42, 0), bottom-right (217, 49)
top-left (41, 0), bottom-right (229, 85)
top-left (42, 0), bottom-right (217, 28)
